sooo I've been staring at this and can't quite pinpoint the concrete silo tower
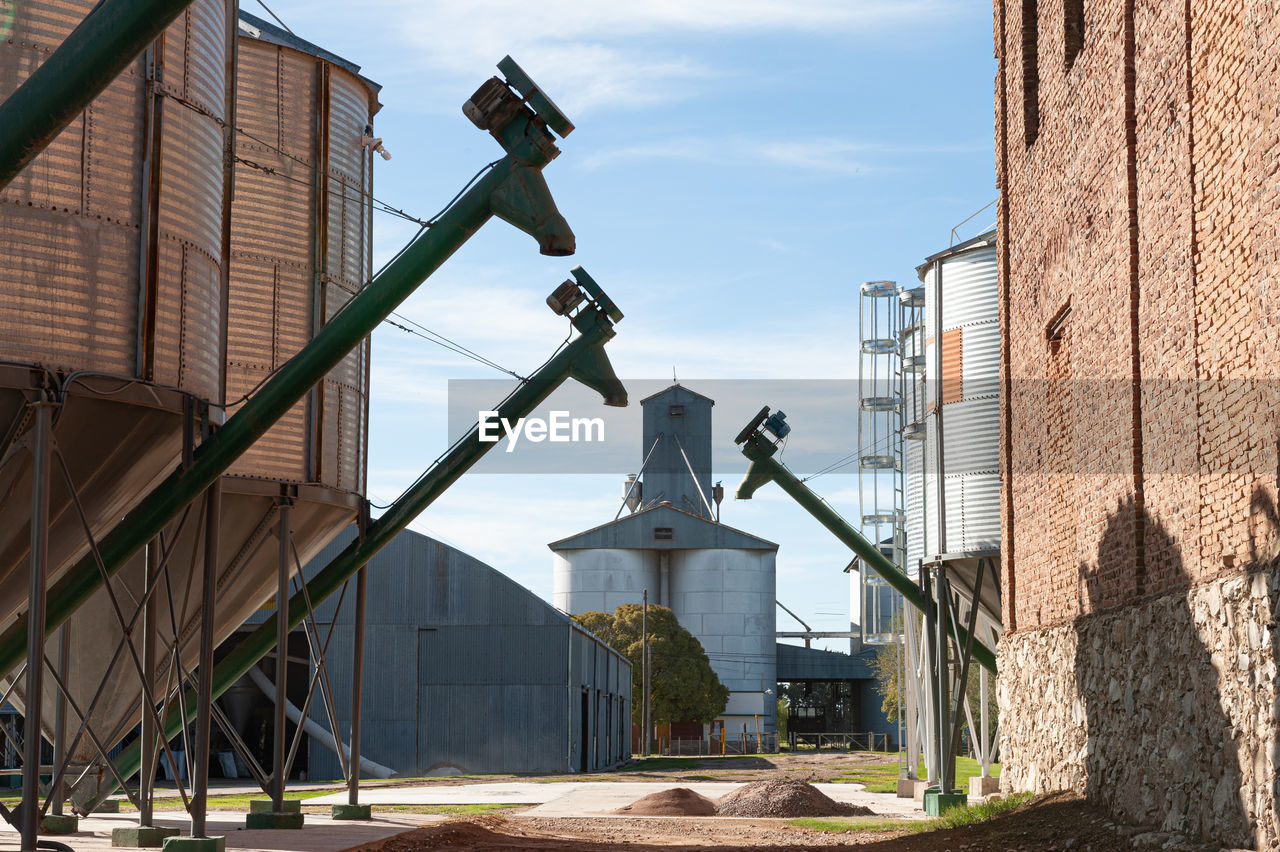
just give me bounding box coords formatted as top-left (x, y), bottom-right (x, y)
top-left (636, 386), bottom-right (716, 518)
top-left (551, 384), bottom-right (778, 737)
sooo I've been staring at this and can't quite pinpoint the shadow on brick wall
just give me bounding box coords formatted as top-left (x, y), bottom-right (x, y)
top-left (1075, 498), bottom-right (1250, 847)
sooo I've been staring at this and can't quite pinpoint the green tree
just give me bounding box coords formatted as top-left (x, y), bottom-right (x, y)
top-left (574, 604), bottom-right (729, 725)
top-left (871, 638), bottom-right (904, 720)
top-left (776, 696), bottom-right (789, 741)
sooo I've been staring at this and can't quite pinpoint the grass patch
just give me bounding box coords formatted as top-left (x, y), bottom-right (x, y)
top-left (832, 754), bottom-right (1001, 793)
top-left (138, 790), bottom-right (332, 811)
top-left (371, 803), bottom-right (523, 816)
top-left (623, 755), bottom-right (753, 772)
top-left (790, 792), bottom-right (1031, 836)
top-left (832, 762), bottom-right (902, 793)
top-left (790, 816), bottom-right (923, 834)
top-left (930, 791), bottom-right (1030, 830)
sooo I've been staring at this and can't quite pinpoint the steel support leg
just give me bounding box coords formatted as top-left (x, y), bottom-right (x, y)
top-left (923, 566), bottom-right (943, 789)
top-left (190, 478), bottom-right (220, 838)
top-left (139, 539), bottom-right (159, 826)
top-left (348, 565), bottom-right (367, 806)
top-left (935, 569), bottom-right (953, 794)
top-left (51, 624), bottom-right (68, 816)
top-left (272, 503), bottom-right (291, 810)
top-left (21, 402), bottom-right (54, 850)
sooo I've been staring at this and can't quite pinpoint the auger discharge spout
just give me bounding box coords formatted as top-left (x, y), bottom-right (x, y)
top-left (733, 406), bottom-right (997, 675)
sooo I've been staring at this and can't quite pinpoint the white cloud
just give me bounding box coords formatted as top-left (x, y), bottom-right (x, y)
top-left (271, 0), bottom-right (966, 115)
top-left (756, 139), bottom-right (877, 176)
top-left (578, 134), bottom-right (987, 176)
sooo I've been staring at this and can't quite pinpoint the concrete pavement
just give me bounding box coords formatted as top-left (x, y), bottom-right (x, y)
top-left (0, 809), bottom-right (440, 852)
top-left (307, 781), bottom-right (927, 819)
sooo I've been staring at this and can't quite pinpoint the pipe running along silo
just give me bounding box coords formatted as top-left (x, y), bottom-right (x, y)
top-left (0, 0), bottom-right (230, 633)
top-left (23, 14), bottom-right (380, 795)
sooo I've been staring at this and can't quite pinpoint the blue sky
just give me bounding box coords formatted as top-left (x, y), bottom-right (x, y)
top-left (261, 0), bottom-right (997, 650)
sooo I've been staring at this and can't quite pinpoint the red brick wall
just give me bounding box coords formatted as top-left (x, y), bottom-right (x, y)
top-left (996, 0), bottom-right (1280, 632)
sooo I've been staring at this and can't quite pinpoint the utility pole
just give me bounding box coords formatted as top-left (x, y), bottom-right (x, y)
top-left (642, 589), bottom-right (650, 756)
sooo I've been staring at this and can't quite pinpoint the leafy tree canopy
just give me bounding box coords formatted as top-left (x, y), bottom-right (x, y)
top-left (574, 604), bottom-right (729, 726)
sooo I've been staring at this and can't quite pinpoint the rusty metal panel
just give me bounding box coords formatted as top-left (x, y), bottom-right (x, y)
top-left (0, 0), bottom-right (226, 396)
top-left (229, 30), bottom-right (370, 493)
top-left (941, 328), bottom-right (963, 405)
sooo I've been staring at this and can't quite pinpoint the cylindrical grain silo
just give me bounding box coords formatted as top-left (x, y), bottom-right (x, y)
top-left (0, 0), bottom-right (231, 629)
top-left (670, 548), bottom-right (776, 731)
top-left (915, 231), bottom-right (999, 557)
top-left (35, 14), bottom-right (381, 796)
top-left (553, 549), bottom-right (656, 615)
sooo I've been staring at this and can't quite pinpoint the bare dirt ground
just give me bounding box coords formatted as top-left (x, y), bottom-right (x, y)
top-left (351, 792), bottom-right (1151, 850)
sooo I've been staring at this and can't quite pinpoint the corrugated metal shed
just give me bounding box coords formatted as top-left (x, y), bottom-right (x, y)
top-left (246, 527), bottom-right (630, 777)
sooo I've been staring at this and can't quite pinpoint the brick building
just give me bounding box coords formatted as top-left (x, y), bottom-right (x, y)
top-left (994, 0), bottom-right (1280, 846)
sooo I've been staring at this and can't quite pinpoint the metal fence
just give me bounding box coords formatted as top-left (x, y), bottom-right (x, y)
top-left (787, 732), bottom-right (892, 752)
top-left (664, 733), bottom-right (780, 756)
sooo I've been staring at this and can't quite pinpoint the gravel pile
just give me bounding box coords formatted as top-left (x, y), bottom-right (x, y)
top-left (714, 778), bottom-right (875, 818)
top-left (614, 787), bottom-right (717, 816)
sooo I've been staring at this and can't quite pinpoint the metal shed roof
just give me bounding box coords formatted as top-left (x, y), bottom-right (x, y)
top-left (547, 502), bottom-right (778, 552)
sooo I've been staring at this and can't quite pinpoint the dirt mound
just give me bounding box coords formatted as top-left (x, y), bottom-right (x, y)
top-left (714, 778), bottom-right (874, 818)
top-left (615, 787), bottom-right (718, 816)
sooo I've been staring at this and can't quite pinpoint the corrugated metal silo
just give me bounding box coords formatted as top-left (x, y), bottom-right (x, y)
top-left (912, 231), bottom-right (999, 556)
top-left (36, 14), bottom-right (382, 785)
top-left (0, 0), bottom-right (230, 625)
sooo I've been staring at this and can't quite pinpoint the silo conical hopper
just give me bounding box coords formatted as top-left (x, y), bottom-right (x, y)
top-left (0, 0), bottom-right (230, 643)
top-left (4, 14), bottom-right (380, 798)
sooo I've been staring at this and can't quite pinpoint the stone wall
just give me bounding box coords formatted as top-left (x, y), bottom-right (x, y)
top-left (1000, 568), bottom-right (1280, 849)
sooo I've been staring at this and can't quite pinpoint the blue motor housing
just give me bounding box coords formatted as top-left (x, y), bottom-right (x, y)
top-left (764, 410), bottom-right (791, 440)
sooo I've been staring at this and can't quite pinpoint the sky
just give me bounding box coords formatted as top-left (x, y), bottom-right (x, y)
top-left (260, 0), bottom-right (998, 652)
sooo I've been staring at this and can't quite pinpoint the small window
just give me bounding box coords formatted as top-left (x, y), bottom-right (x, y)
top-left (1022, 0), bottom-right (1040, 145)
top-left (1064, 0), bottom-right (1084, 69)
top-left (669, 405), bottom-right (684, 417)
top-left (1046, 299), bottom-right (1072, 353)
top-left (653, 527), bottom-right (673, 541)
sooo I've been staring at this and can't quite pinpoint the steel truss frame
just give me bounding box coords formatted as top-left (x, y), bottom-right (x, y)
top-left (0, 392), bottom-right (373, 839)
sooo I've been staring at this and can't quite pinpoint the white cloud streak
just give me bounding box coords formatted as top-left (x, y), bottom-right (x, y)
top-left (579, 135), bottom-right (989, 175)
top-left (271, 0), bottom-right (966, 115)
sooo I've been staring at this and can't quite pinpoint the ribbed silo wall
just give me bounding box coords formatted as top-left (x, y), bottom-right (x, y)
top-left (918, 235), bottom-right (1000, 556)
top-left (227, 24), bottom-right (375, 492)
top-left (0, 0), bottom-right (226, 395)
top-left (553, 549), bottom-right (656, 616)
top-left (669, 548), bottom-right (775, 727)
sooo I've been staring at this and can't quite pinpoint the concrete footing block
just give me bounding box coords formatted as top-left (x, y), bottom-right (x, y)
top-left (40, 814), bottom-right (78, 834)
top-left (911, 779), bottom-right (931, 802)
top-left (969, 775), bottom-right (1000, 797)
top-left (245, 812), bottom-right (304, 830)
top-left (161, 836), bottom-right (225, 852)
top-left (330, 804), bottom-right (372, 821)
top-left (113, 826), bottom-right (181, 848)
top-left (896, 777), bottom-right (919, 798)
top-left (94, 799), bottom-right (121, 814)
top-left (248, 799), bottom-right (301, 814)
